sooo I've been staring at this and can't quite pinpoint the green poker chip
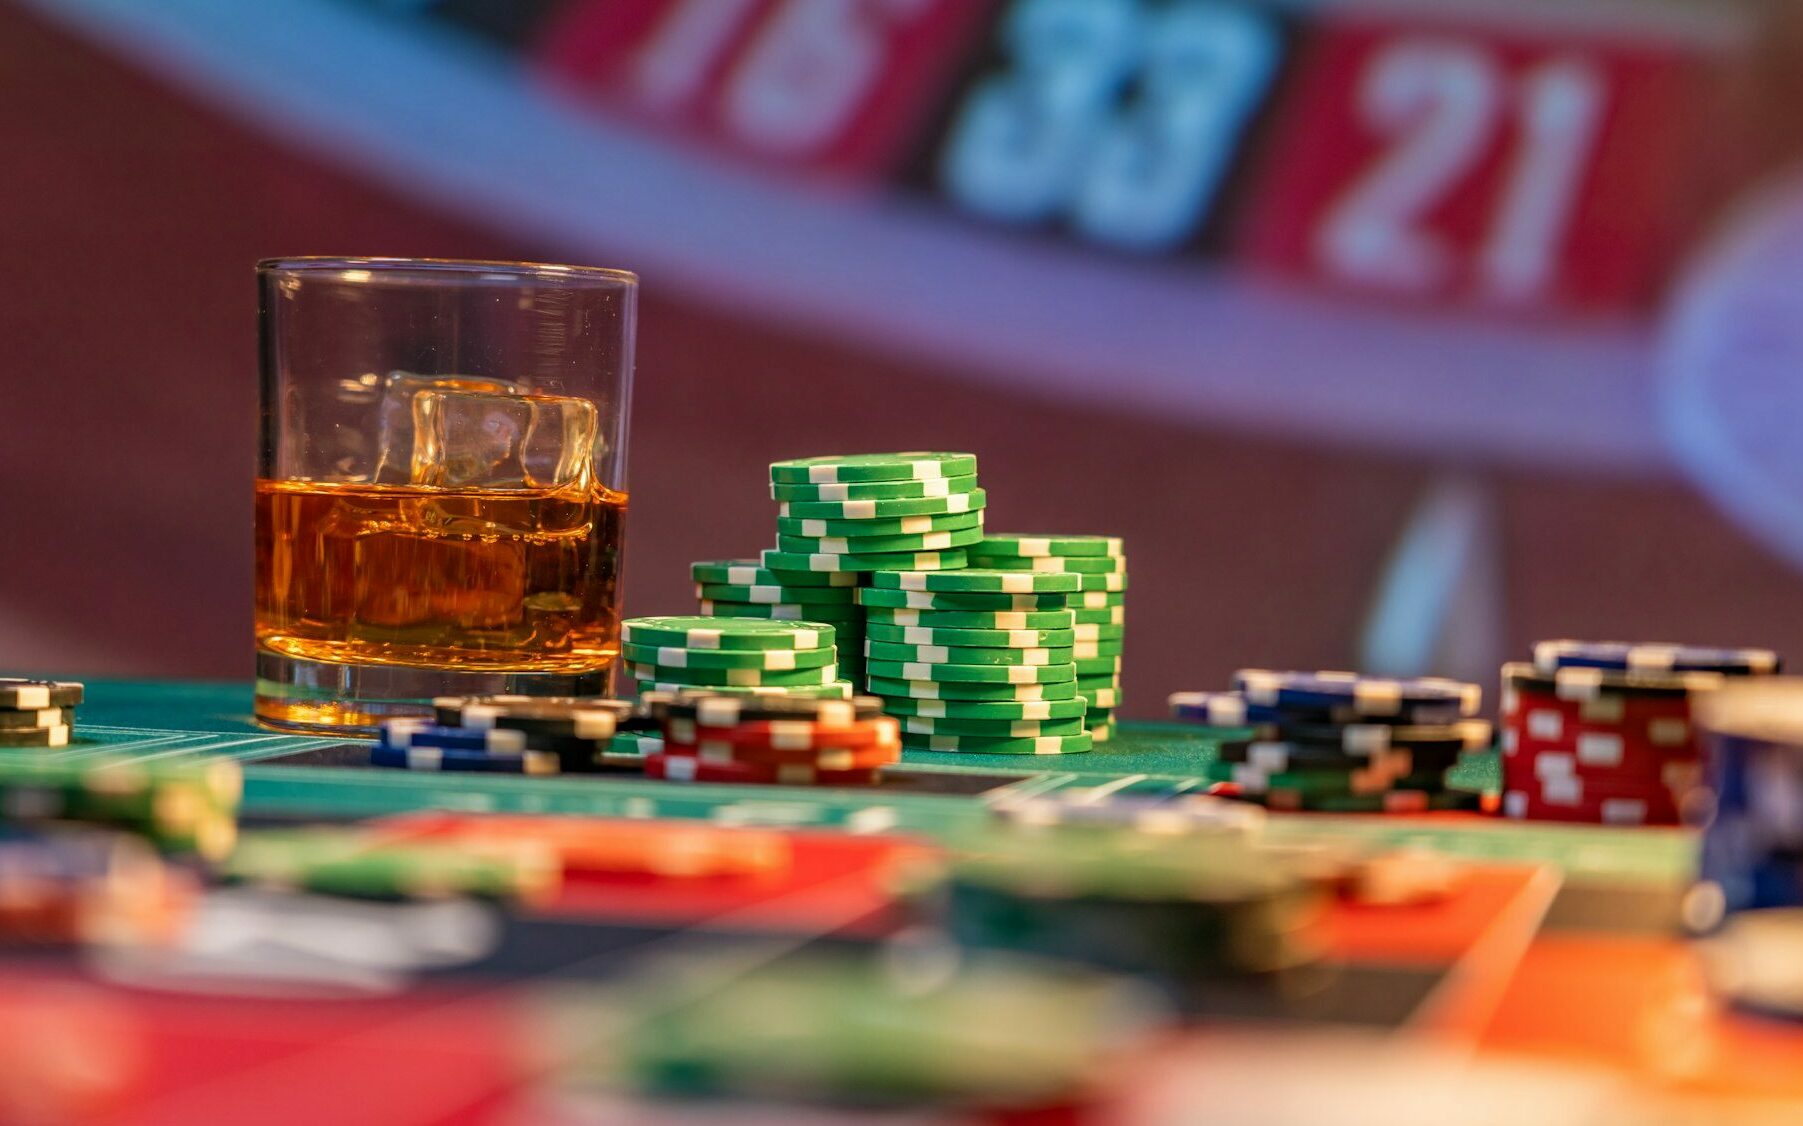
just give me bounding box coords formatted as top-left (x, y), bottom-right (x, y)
top-left (861, 607), bottom-right (1075, 630)
top-left (759, 548), bottom-right (967, 574)
top-left (867, 568), bottom-right (1080, 595)
top-left (900, 731), bottom-right (1093, 755)
top-left (1073, 656), bottom-right (1122, 676)
top-left (775, 525), bottom-right (985, 555)
top-left (776, 510), bottom-right (984, 538)
top-left (637, 679), bottom-right (855, 700)
top-left (1071, 607), bottom-right (1125, 626)
top-left (694, 582), bottom-right (860, 606)
top-left (697, 600), bottom-right (863, 624)
top-left (689, 560), bottom-right (858, 588)
top-left (778, 490), bottom-right (988, 521)
top-left (1072, 640), bottom-right (1125, 659)
top-left (969, 534), bottom-right (1121, 558)
top-left (964, 553), bottom-right (1124, 576)
top-left (1071, 623), bottom-right (1125, 642)
top-left (621, 642), bottom-right (837, 671)
top-left (1081, 692), bottom-right (1120, 709)
top-left (856, 587), bottom-right (1072, 612)
top-left (865, 623), bottom-right (1076, 649)
top-left (1071, 591), bottom-right (1125, 610)
top-left (1075, 572), bottom-right (1126, 593)
top-left (896, 715), bottom-right (1088, 738)
top-left (770, 475), bottom-right (979, 502)
top-left (622, 616), bottom-right (836, 651)
top-left (624, 661), bottom-right (840, 688)
top-left (864, 641), bottom-right (1073, 667)
top-left (606, 729), bottom-right (665, 756)
top-left (864, 659), bottom-right (1075, 685)
top-left (877, 695), bottom-right (1089, 721)
top-left (769, 452), bottom-right (977, 484)
top-left (865, 676), bottom-right (1079, 702)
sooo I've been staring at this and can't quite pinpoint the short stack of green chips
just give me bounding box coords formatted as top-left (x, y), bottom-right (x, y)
top-left (966, 535), bottom-right (1124, 742)
top-left (621, 615), bottom-right (854, 699)
top-left (690, 559), bottom-right (865, 687)
top-left (857, 569), bottom-right (1091, 755)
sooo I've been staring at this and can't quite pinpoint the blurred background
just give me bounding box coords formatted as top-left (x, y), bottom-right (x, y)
top-left (8, 0), bottom-right (1803, 715)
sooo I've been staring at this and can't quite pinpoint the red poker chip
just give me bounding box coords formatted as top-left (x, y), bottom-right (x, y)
top-left (663, 715), bottom-right (899, 751)
top-left (1498, 788), bottom-right (1681, 826)
top-left (644, 752), bottom-right (885, 786)
top-left (1501, 752), bottom-right (1702, 793)
top-left (1502, 686), bottom-right (1694, 737)
top-left (659, 738), bottom-right (900, 770)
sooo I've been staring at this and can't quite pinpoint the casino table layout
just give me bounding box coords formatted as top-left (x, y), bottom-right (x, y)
top-left (5, 677), bottom-right (1800, 1121)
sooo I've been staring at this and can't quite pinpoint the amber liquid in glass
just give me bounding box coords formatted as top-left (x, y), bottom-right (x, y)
top-left (254, 479), bottom-right (626, 674)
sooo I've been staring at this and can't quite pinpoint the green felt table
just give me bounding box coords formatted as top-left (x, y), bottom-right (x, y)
top-left (39, 679), bottom-right (1691, 882)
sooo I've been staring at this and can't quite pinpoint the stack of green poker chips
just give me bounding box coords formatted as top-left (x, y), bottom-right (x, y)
top-left (761, 453), bottom-right (987, 688)
top-left (620, 616), bottom-right (853, 700)
top-left (690, 559), bottom-right (866, 686)
top-left (965, 535), bottom-right (1125, 743)
top-left (858, 568), bottom-right (1092, 754)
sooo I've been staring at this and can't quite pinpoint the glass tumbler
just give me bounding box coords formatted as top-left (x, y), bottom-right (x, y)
top-left (254, 258), bottom-right (637, 733)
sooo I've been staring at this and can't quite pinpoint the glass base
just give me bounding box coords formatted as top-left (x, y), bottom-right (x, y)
top-left (254, 649), bottom-right (612, 735)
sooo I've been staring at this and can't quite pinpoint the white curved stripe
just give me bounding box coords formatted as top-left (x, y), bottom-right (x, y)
top-left (31, 0), bottom-right (1666, 471)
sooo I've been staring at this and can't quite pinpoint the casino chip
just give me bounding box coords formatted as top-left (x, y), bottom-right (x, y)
top-left (759, 548), bottom-right (968, 574)
top-left (0, 680), bottom-right (84, 710)
top-left (770, 474), bottom-right (979, 502)
top-left (866, 676), bottom-right (1079, 702)
top-left (623, 616), bottom-right (836, 651)
top-left (864, 641), bottom-right (1073, 667)
top-left (868, 568), bottom-right (1081, 594)
top-left (769, 451), bottom-right (978, 484)
top-left (689, 560), bottom-right (859, 587)
top-left (970, 534), bottom-right (1121, 558)
top-left (1533, 640), bottom-right (1780, 677)
top-left (856, 588), bottom-right (1073, 612)
top-left (1234, 670), bottom-right (1481, 718)
top-left (370, 745), bottom-right (562, 774)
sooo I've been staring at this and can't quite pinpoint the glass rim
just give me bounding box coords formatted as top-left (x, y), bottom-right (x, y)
top-left (256, 256), bottom-right (638, 286)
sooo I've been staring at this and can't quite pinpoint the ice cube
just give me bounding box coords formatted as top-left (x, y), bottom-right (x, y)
top-left (371, 371), bottom-right (521, 484)
top-left (409, 390), bottom-right (599, 491)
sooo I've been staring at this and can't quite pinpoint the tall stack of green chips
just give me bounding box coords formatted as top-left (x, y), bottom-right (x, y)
top-left (692, 453), bottom-right (987, 692)
top-left (965, 535), bottom-right (1124, 742)
top-left (857, 569), bottom-right (1091, 755)
top-left (622, 616), bottom-right (853, 699)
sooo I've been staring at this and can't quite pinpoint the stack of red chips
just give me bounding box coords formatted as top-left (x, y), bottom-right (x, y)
top-left (1499, 641), bottom-right (1781, 825)
top-left (646, 691), bottom-right (900, 786)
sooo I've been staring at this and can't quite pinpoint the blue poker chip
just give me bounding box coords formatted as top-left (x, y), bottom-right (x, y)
top-left (1533, 640), bottom-right (1780, 677)
top-left (1168, 691), bottom-right (1280, 727)
top-left (377, 721), bottom-right (529, 753)
top-left (1168, 690), bottom-right (1472, 727)
top-left (369, 744), bottom-right (559, 774)
top-left (1232, 670), bottom-right (1481, 718)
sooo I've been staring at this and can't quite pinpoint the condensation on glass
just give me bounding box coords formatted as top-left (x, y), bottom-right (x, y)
top-left (254, 258), bottom-right (636, 733)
